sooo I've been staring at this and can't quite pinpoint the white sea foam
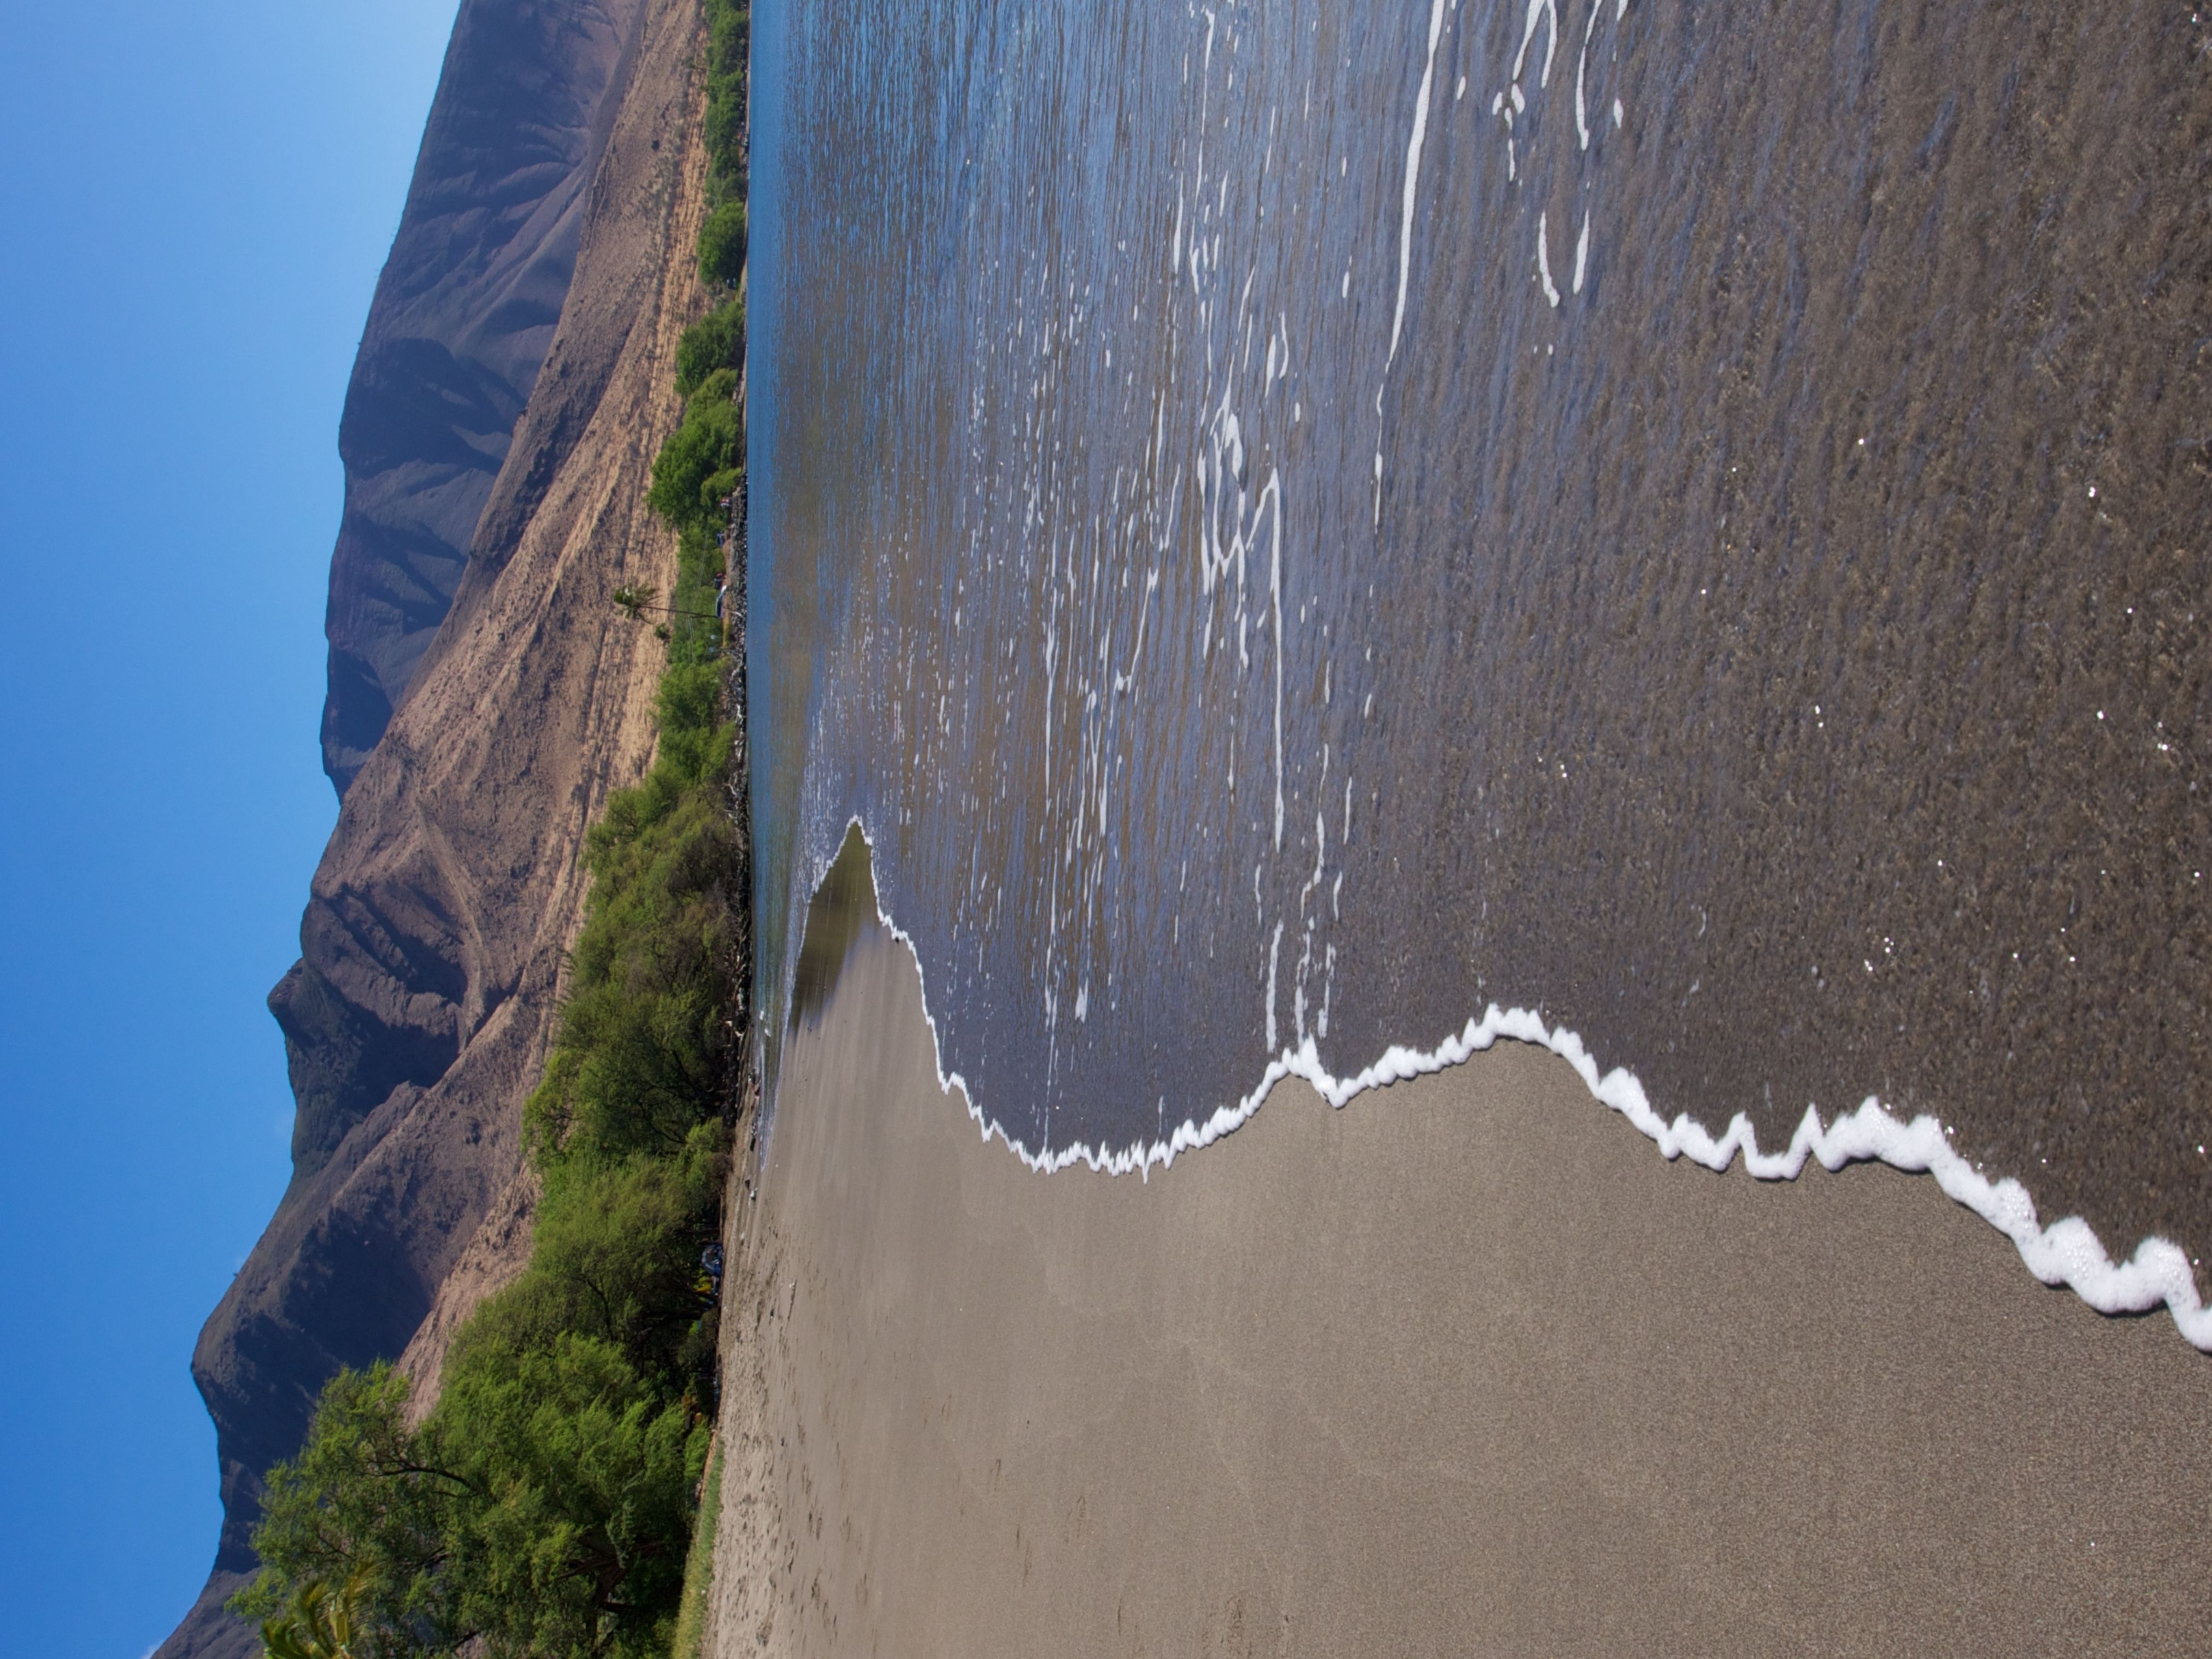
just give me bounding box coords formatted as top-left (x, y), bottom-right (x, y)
top-left (1511, 0), bottom-right (1560, 88)
top-left (1375, 0), bottom-right (1452, 522)
top-left (820, 819), bottom-right (2212, 1354)
top-left (1387, 0), bottom-right (1451, 368)
top-left (1575, 0), bottom-right (1597, 148)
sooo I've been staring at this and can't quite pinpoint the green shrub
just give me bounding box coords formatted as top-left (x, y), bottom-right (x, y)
top-left (461, 1143), bottom-right (725, 1399)
top-left (648, 369), bottom-right (742, 534)
top-left (696, 201), bottom-right (747, 287)
top-left (526, 780), bottom-right (742, 1163)
top-left (702, 3), bottom-right (749, 203)
top-left (668, 1443), bottom-right (722, 1659)
top-left (675, 298), bottom-right (744, 397)
top-left (645, 361), bottom-right (743, 687)
top-left (431, 1332), bottom-right (705, 1658)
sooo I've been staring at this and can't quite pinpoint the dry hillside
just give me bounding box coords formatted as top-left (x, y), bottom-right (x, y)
top-left (157, 1), bottom-right (714, 1651)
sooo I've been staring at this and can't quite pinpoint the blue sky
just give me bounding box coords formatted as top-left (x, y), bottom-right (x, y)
top-left (0, 2), bottom-right (460, 1652)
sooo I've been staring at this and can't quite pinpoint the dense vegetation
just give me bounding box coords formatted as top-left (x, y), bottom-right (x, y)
top-left (231, 7), bottom-right (750, 1656)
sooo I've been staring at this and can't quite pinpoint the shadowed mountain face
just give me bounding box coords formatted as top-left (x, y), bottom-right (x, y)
top-left (154, 0), bottom-right (716, 1652)
top-left (320, 0), bottom-right (647, 795)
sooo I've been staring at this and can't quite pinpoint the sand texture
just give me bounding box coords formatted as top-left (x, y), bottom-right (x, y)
top-left (710, 918), bottom-right (2212, 1657)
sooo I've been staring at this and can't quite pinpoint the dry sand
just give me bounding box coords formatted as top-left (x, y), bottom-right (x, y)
top-left (709, 919), bottom-right (2212, 1657)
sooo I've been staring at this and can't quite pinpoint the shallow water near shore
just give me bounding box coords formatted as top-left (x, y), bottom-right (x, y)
top-left (749, 0), bottom-right (2212, 1321)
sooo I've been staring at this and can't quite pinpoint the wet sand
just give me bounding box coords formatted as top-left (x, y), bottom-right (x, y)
top-left (709, 915), bottom-right (2212, 1657)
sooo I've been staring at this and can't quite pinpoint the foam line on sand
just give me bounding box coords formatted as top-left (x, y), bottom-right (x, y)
top-left (827, 817), bottom-right (2212, 1352)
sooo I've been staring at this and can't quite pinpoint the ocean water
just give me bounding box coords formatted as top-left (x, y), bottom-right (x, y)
top-left (749, 0), bottom-right (2212, 1336)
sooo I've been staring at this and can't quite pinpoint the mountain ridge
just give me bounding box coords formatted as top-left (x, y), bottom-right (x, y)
top-left (157, 2), bottom-right (712, 1651)
top-left (319, 0), bottom-right (649, 796)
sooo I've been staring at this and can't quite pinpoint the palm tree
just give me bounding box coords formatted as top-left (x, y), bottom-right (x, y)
top-left (259, 1570), bottom-right (370, 1659)
top-left (613, 581), bottom-right (718, 625)
top-left (612, 584), bottom-right (659, 621)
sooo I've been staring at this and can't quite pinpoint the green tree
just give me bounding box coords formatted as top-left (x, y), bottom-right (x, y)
top-left (696, 201), bottom-right (747, 288)
top-left (648, 369), bottom-right (742, 533)
top-left (230, 1367), bottom-right (465, 1658)
top-left (429, 1332), bottom-right (707, 1658)
top-left (258, 1571), bottom-right (373, 1659)
top-left (674, 299), bottom-right (745, 398)
top-left (701, 4), bottom-right (750, 197)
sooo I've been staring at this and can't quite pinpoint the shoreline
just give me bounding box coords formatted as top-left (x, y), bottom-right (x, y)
top-left (708, 899), bottom-right (2212, 1656)
top-left (748, 0), bottom-right (2212, 1297)
top-left (815, 820), bottom-right (2212, 1353)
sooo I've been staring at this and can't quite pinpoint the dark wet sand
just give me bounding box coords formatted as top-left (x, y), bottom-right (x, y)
top-left (709, 919), bottom-right (2212, 1657)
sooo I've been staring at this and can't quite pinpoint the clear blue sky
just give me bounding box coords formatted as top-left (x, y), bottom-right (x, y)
top-left (0, 2), bottom-right (460, 1652)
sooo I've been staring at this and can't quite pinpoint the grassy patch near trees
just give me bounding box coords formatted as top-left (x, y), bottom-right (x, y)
top-left (231, 5), bottom-right (751, 1656)
top-left (667, 1443), bottom-right (723, 1659)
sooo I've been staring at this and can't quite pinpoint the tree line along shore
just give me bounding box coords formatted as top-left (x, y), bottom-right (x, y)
top-left (232, 4), bottom-right (752, 1655)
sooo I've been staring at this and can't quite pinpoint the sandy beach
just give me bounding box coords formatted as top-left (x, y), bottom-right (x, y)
top-left (708, 902), bottom-right (2212, 1657)
top-left (716, 1), bottom-right (2212, 1650)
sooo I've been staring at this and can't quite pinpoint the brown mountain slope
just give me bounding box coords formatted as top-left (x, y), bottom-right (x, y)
top-left (320, 0), bottom-right (646, 795)
top-left (156, 2), bottom-right (711, 1653)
